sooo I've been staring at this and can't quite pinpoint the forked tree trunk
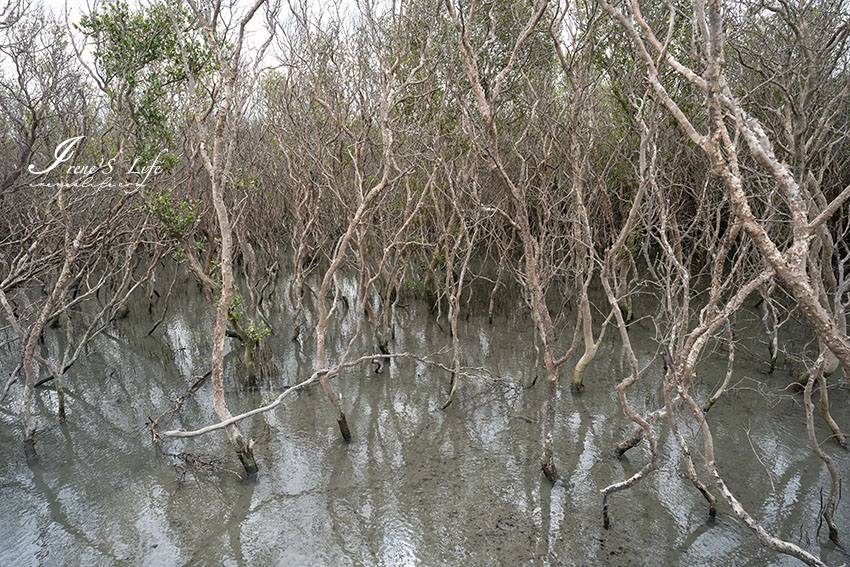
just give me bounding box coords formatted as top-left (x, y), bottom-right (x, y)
top-left (443, 0), bottom-right (572, 482)
top-left (171, 0), bottom-right (267, 475)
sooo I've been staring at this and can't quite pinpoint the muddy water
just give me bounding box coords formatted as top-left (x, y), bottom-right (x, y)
top-left (1, 275), bottom-right (849, 566)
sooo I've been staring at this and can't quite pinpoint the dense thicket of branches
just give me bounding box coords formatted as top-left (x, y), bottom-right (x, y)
top-left (1, 0), bottom-right (848, 564)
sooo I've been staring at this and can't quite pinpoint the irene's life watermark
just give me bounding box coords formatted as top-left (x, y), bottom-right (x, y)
top-left (28, 135), bottom-right (166, 190)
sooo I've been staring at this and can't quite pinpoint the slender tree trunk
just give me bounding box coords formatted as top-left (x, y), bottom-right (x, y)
top-left (315, 313), bottom-right (351, 440)
top-left (443, 0), bottom-right (566, 482)
top-left (209, 145), bottom-right (258, 475)
top-left (210, 96), bottom-right (259, 473)
top-left (817, 370), bottom-right (846, 447)
top-left (170, 0), bottom-right (268, 475)
top-left (20, 224), bottom-right (82, 460)
top-left (804, 366), bottom-right (839, 543)
top-left (572, 286), bottom-right (598, 392)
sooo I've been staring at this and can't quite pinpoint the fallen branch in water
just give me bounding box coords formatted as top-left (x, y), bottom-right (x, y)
top-left (159, 351), bottom-right (467, 439)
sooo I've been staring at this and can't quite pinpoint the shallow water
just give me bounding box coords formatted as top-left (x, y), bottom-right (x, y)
top-left (1, 274), bottom-right (849, 566)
